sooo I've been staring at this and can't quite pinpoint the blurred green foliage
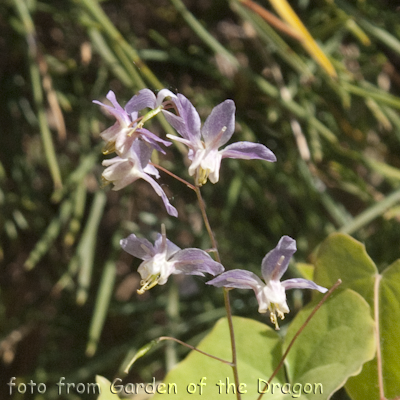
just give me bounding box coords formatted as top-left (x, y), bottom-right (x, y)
top-left (1, 0), bottom-right (400, 399)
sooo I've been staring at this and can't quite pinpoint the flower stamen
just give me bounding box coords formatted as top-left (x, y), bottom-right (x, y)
top-left (102, 141), bottom-right (116, 155)
top-left (138, 273), bottom-right (161, 294)
top-left (270, 311), bottom-right (279, 330)
top-left (100, 176), bottom-right (111, 188)
top-left (269, 304), bottom-right (285, 330)
top-left (196, 167), bottom-right (210, 186)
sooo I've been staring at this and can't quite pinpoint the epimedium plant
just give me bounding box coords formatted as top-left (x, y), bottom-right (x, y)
top-left (94, 89), bottom-right (398, 400)
top-left (5, 0), bottom-right (400, 399)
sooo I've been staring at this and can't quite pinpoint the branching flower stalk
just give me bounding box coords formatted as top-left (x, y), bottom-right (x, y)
top-left (194, 185), bottom-right (242, 400)
top-left (151, 159), bottom-right (242, 397)
top-left (94, 87), bottom-right (331, 400)
top-left (149, 162), bottom-right (196, 191)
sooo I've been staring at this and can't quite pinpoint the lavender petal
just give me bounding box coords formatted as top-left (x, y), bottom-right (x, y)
top-left (131, 139), bottom-right (153, 170)
top-left (138, 130), bottom-right (171, 155)
top-left (93, 99), bottom-right (130, 126)
top-left (261, 236), bottom-right (297, 283)
top-left (143, 163), bottom-right (160, 178)
top-left (281, 278), bottom-right (328, 293)
top-left (105, 90), bottom-right (126, 114)
top-left (170, 249), bottom-right (224, 276)
top-left (120, 234), bottom-right (155, 260)
top-left (153, 233), bottom-right (181, 257)
top-left (139, 128), bottom-right (172, 148)
top-left (221, 142), bottom-right (277, 162)
top-left (164, 94), bottom-right (202, 145)
top-left (140, 173), bottom-right (178, 217)
top-left (207, 269), bottom-right (263, 290)
top-left (202, 100), bottom-right (235, 148)
top-left (125, 89), bottom-right (156, 114)
top-left (163, 112), bottom-right (187, 139)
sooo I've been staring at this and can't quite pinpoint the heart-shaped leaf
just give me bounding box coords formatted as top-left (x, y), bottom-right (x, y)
top-left (284, 289), bottom-right (376, 400)
top-left (313, 233), bottom-right (400, 400)
top-left (152, 316), bottom-right (284, 399)
top-left (314, 233), bottom-right (377, 308)
top-left (345, 260), bottom-right (400, 400)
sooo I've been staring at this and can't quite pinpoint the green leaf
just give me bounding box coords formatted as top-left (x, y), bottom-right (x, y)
top-left (346, 260), bottom-right (400, 400)
top-left (345, 359), bottom-right (379, 400)
top-left (284, 289), bottom-right (376, 400)
top-left (296, 262), bottom-right (315, 281)
top-left (96, 376), bottom-right (121, 400)
top-left (313, 233), bottom-right (400, 400)
top-left (152, 316), bottom-right (284, 399)
top-left (314, 233), bottom-right (377, 308)
top-left (379, 261), bottom-right (400, 398)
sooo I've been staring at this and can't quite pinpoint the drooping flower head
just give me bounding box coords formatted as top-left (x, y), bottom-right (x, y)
top-left (102, 140), bottom-right (178, 217)
top-left (160, 94), bottom-right (277, 186)
top-left (207, 236), bottom-right (327, 329)
top-left (93, 90), bottom-right (171, 156)
top-left (121, 225), bottom-right (224, 294)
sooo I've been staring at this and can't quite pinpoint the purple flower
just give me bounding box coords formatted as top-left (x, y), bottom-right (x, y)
top-left (162, 94), bottom-right (277, 185)
top-left (94, 90), bottom-right (171, 156)
top-left (102, 140), bottom-right (178, 217)
top-left (207, 236), bottom-right (327, 329)
top-left (121, 225), bottom-right (224, 294)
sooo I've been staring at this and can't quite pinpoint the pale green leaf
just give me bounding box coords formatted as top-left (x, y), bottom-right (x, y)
top-left (152, 316), bottom-right (284, 399)
top-left (314, 233), bottom-right (377, 308)
top-left (284, 289), bottom-right (376, 400)
top-left (346, 260), bottom-right (400, 400)
top-left (313, 233), bottom-right (400, 400)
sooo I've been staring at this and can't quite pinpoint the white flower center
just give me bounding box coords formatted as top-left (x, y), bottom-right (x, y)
top-left (257, 280), bottom-right (289, 330)
top-left (137, 252), bottom-right (172, 294)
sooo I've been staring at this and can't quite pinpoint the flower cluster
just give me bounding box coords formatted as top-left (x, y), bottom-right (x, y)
top-left (95, 88), bottom-right (327, 329)
top-left (95, 88), bottom-right (276, 216)
top-left (94, 90), bottom-right (178, 217)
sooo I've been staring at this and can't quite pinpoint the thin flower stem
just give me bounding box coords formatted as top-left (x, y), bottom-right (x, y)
top-left (195, 185), bottom-right (241, 400)
top-left (149, 162), bottom-right (196, 191)
top-left (223, 288), bottom-right (241, 400)
top-left (194, 186), bottom-right (220, 262)
top-left (165, 282), bottom-right (179, 371)
top-left (257, 279), bottom-right (342, 400)
top-left (147, 163), bottom-right (240, 392)
top-left (158, 336), bottom-right (233, 366)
